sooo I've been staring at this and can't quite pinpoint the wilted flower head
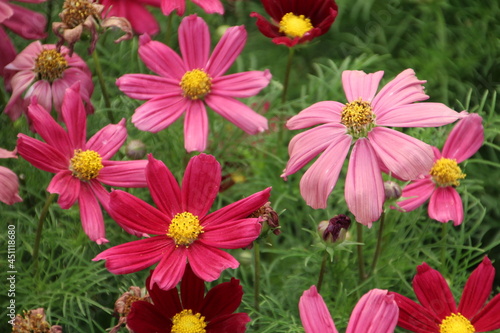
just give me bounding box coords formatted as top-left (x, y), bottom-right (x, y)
top-left (12, 308), bottom-right (62, 333)
top-left (318, 214), bottom-right (351, 243)
top-left (109, 286), bottom-right (151, 333)
top-left (248, 201), bottom-right (280, 235)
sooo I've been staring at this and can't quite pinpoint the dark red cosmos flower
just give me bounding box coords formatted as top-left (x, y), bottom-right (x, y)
top-left (127, 265), bottom-right (250, 333)
top-left (250, 0), bottom-right (338, 47)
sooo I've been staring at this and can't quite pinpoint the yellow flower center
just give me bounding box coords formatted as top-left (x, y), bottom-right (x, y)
top-left (430, 157), bottom-right (466, 187)
top-left (62, 0), bottom-right (98, 28)
top-left (279, 12), bottom-right (314, 38)
top-left (34, 49), bottom-right (68, 82)
top-left (180, 69), bottom-right (212, 100)
top-left (171, 309), bottom-right (207, 333)
top-left (439, 313), bottom-right (475, 333)
top-left (341, 98), bottom-right (376, 138)
top-left (167, 212), bottom-right (204, 247)
top-left (69, 149), bottom-right (104, 180)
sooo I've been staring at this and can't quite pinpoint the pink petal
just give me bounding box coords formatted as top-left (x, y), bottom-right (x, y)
top-left (179, 14), bottom-right (210, 69)
top-left (0, 27), bottom-right (16, 76)
top-left (187, 242), bottom-right (239, 282)
top-left (211, 70), bottom-right (271, 98)
top-left (61, 83), bottom-right (87, 148)
top-left (116, 74), bottom-right (178, 100)
top-left (99, 160), bottom-right (148, 188)
top-left (346, 289), bottom-right (399, 333)
top-left (138, 34), bottom-right (186, 79)
top-left (390, 292), bottom-right (439, 331)
top-left (132, 94), bottom-right (188, 133)
top-left (0, 166), bottom-right (22, 205)
top-left (114, 1), bottom-right (160, 35)
top-left (458, 257), bottom-right (495, 319)
top-left (368, 127), bottom-right (434, 180)
top-left (26, 80), bottom-right (52, 113)
top-left (191, 0), bottom-right (224, 14)
top-left (181, 153), bottom-right (221, 217)
top-left (161, 0), bottom-right (184, 15)
top-left (205, 94), bottom-right (268, 134)
top-left (79, 182), bottom-right (108, 244)
top-left (206, 25), bottom-right (246, 78)
top-left (0, 147), bottom-right (16, 158)
top-left (86, 119), bottom-right (127, 159)
top-left (17, 134), bottom-right (69, 173)
top-left (93, 236), bottom-right (171, 273)
top-left (150, 247), bottom-right (187, 290)
top-left (345, 139), bottom-right (385, 227)
top-left (428, 187), bottom-right (464, 226)
top-left (342, 70), bottom-right (384, 103)
top-left (472, 294), bottom-right (500, 331)
top-left (286, 101), bottom-right (344, 130)
top-left (47, 170), bottom-right (80, 209)
top-left (397, 177), bottom-right (435, 212)
top-left (184, 100), bottom-right (208, 152)
top-left (200, 218), bottom-right (261, 249)
top-left (2, 3), bottom-right (47, 39)
top-left (4, 41), bottom-right (41, 71)
top-left (4, 70), bottom-right (35, 113)
top-left (0, 2), bottom-right (14, 23)
top-left (442, 113), bottom-right (484, 162)
top-left (299, 134), bottom-right (352, 209)
top-left (375, 103), bottom-right (465, 128)
top-left (299, 286), bottom-right (338, 333)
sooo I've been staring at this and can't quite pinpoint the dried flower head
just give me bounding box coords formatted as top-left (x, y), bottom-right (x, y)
top-left (109, 286), bottom-right (151, 333)
top-left (249, 201), bottom-right (281, 235)
top-left (12, 308), bottom-right (62, 333)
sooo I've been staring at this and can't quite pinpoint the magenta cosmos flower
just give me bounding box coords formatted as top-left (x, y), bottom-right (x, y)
top-left (4, 41), bottom-right (94, 121)
top-left (99, 0), bottom-right (161, 35)
top-left (116, 14), bottom-right (271, 152)
top-left (93, 153), bottom-right (271, 290)
top-left (160, 0), bottom-right (223, 16)
top-left (128, 265), bottom-right (250, 332)
top-left (299, 286), bottom-right (399, 333)
top-left (0, 147), bottom-right (22, 205)
top-left (282, 69), bottom-right (466, 226)
top-left (390, 257), bottom-right (500, 332)
top-left (250, 0), bottom-right (338, 47)
top-left (0, 0), bottom-right (47, 77)
top-left (16, 84), bottom-right (148, 244)
top-left (397, 114), bottom-right (484, 226)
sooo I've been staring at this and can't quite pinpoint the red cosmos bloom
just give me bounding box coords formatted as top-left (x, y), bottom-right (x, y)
top-left (127, 265), bottom-right (250, 333)
top-left (99, 0), bottom-right (161, 35)
top-left (16, 84), bottom-right (148, 244)
top-left (93, 154), bottom-right (271, 290)
top-left (390, 257), bottom-right (500, 332)
top-left (250, 0), bottom-right (338, 47)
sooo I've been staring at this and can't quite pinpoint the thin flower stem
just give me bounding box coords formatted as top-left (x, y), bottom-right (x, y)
top-left (440, 222), bottom-right (447, 270)
top-left (317, 251), bottom-right (329, 293)
top-left (281, 47), bottom-right (295, 104)
top-left (253, 241), bottom-right (261, 313)
top-left (43, 0), bottom-right (54, 44)
top-left (91, 49), bottom-right (114, 123)
top-left (33, 193), bottom-right (57, 272)
top-left (370, 211), bottom-right (386, 276)
top-left (356, 223), bottom-right (366, 281)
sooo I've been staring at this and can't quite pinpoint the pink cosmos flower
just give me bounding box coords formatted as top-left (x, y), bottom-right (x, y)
top-left (390, 257), bottom-right (500, 332)
top-left (397, 114), bottom-right (484, 226)
top-left (282, 69), bottom-right (466, 226)
top-left (16, 84), bottom-right (148, 244)
top-left (160, 0), bottom-right (223, 16)
top-left (0, 147), bottom-right (22, 205)
top-left (0, 0), bottom-right (47, 77)
top-left (299, 286), bottom-right (399, 333)
top-left (99, 0), bottom-right (161, 35)
top-left (116, 14), bottom-right (271, 152)
top-left (3, 41), bottom-right (94, 121)
top-left (93, 153), bottom-right (271, 290)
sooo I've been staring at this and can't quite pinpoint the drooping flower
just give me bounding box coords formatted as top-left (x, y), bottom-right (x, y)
top-left (390, 256), bottom-right (500, 332)
top-left (16, 84), bottom-right (148, 244)
top-left (93, 153), bottom-right (271, 290)
top-left (282, 69), bottom-right (466, 226)
top-left (299, 286), bottom-right (399, 333)
top-left (397, 114), bottom-right (484, 226)
top-left (109, 286), bottom-right (151, 333)
top-left (116, 14), bottom-right (271, 152)
top-left (127, 265), bottom-right (250, 332)
top-left (250, 0), bottom-right (338, 47)
top-left (98, 0), bottom-right (161, 35)
top-left (160, 0), bottom-right (223, 16)
top-left (3, 41), bottom-right (94, 121)
top-left (12, 308), bottom-right (62, 333)
top-left (0, 147), bottom-right (22, 205)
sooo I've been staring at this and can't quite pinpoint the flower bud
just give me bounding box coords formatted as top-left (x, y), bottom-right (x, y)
top-left (384, 181), bottom-right (402, 201)
top-left (125, 140), bottom-right (146, 160)
top-left (318, 214), bottom-right (351, 243)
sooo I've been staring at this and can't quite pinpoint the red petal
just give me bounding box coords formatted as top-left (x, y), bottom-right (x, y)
top-left (201, 278), bottom-right (243, 321)
top-left (458, 257), bottom-right (495, 318)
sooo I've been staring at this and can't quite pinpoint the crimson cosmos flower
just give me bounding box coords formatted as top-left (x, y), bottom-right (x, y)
top-left (127, 265), bottom-right (250, 333)
top-left (390, 257), bottom-right (500, 332)
top-left (16, 84), bottom-right (148, 244)
top-left (93, 153), bottom-right (271, 290)
top-left (250, 0), bottom-right (338, 47)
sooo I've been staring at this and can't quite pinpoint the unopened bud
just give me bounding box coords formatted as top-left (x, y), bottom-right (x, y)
top-left (384, 181), bottom-right (402, 201)
top-left (125, 140), bottom-right (146, 160)
top-left (318, 214), bottom-right (351, 243)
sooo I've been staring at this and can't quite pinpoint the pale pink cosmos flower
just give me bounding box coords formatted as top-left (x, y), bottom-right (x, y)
top-left (93, 153), bottom-right (271, 290)
top-left (299, 286), bottom-right (399, 333)
top-left (99, 0), bottom-right (161, 35)
top-left (397, 114), bottom-right (484, 226)
top-left (116, 14), bottom-right (271, 152)
top-left (16, 84), bottom-right (148, 244)
top-left (3, 41), bottom-right (94, 121)
top-left (0, 147), bottom-right (22, 205)
top-left (160, 0), bottom-right (223, 16)
top-left (282, 69), bottom-right (466, 226)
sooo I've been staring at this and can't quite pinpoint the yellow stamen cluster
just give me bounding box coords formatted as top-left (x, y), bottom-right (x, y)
top-left (171, 309), bottom-right (207, 333)
top-left (34, 49), bottom-right (68, 82)
top-left (439, 313), bottom-right (475, 333)
top-left (12, 310), bottom-right (51, 333)
top-left (70, 149), bottom-right (104, 180)
top-left (167, 212), bottom-right (204, 247)
top-left (180, 69), bottom-right (212, 100)
top-left (430, 157), bottom-right (466, 187)
top-left (279, 12), bottom-right (314, 38)
top-left (341, 98), bottom-right (376, 138)
top-left (62, 0), bottom-right (98, 28)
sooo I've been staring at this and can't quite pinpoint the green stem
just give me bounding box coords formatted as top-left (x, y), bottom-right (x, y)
top-left (33, 193), bottom-right (57, 272)
top-left (356, 223), bottom-right (366, 282)
top-left (91, 49), bottom-right (114, 123)
top-left (253, 241), bottom-right (261, 315)
top-left (43, 0), bottom-right (53, 44)
top-left (440, 222), bottom-right (447, 269)
top-left (317, 251), bottom-right (329, 293)
top-left (281, 47), bottom-right (295, 104)
top-left (370, 211), bottom-right (386, 276)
